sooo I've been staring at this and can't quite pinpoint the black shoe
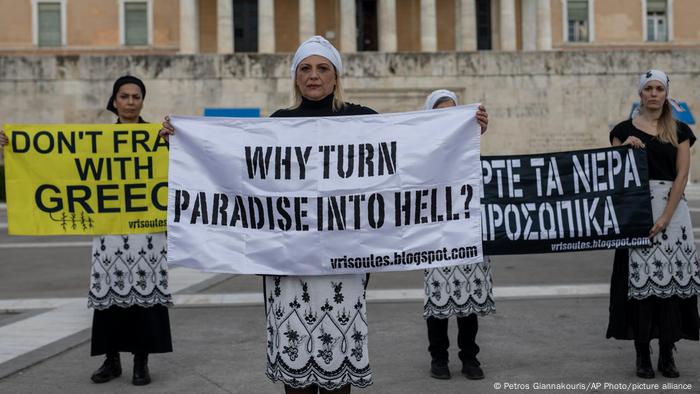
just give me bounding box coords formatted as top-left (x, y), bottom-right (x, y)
top-left (430, 360), bottom-right (451, 379)
top-left (461, 359), bottom-right (484, 380)
top-left (636, 356), bottom-right (655, 379)
top-left (91, 353), bottom-right (122, 383)
top-left (658, 343), bottom-right (680, 378)
top-left (132, 353), bottom-right (151, 386)
top-left (635, 342), bottom-right (655, 379)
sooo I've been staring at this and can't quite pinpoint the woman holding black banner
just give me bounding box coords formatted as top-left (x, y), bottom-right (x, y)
top-left (607, 70), bottom-right (699, 379)
top-left (86, 76), bottom-right (173, 386)
top-left (421, 90), bottom-right (493, 381)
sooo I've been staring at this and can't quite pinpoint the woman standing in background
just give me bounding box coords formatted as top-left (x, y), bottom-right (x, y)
top-left (422, 89), bottom-right (493, 381)
top-left (607, 69), bottom-right (699, 379)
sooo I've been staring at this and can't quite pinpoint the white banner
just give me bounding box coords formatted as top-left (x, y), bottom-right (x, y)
top-left (167, 105), bottom-right (483, 275)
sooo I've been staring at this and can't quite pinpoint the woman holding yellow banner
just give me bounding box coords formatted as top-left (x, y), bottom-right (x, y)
top-left (0, 76), bottom-right (172, 386)
top-left (87, 76), bottom-right (172, 386)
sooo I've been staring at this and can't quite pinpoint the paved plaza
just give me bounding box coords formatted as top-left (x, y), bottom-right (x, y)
top-left (0, 189), bottom-right (699, 393)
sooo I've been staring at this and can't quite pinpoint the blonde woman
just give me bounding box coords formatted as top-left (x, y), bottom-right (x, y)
top-left (607, 70), bottom-right (699, 379)
top-left (160, 36), bottom-right (372, 394)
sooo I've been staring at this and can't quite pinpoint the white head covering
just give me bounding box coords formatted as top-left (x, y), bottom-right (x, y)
top-left (291, 36), bottom-right (343, 80)
top-left (638, 69), bottom-right (669, 93)
top-left (424, 89), bottom-right (458, 110)
top-left (631, 69), bottom-right (671, 118)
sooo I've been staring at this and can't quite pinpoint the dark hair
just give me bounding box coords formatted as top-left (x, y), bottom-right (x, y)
top-left (106, 75), bottom-right (146, 115)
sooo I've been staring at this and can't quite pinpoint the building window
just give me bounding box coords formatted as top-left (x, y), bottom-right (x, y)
top-left (646, 0), bottom-right (668, 41)
top-left (475, 0), bottom-right (491, 50)
top-left (123, 1), bottom-right (149, 45)
top-left (119, 0), bottom-right (151, 46)
top-left (356, 0), bottom-right (378, 51)
top-left (36, 2), bottom-right (63, 47)
top-left (566, 0), bottom-right (589, 42)
top-left (234, 0), bottom-right (258, 52)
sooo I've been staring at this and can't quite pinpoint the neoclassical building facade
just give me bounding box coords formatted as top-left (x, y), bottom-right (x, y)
top-left (0, 0), bottom-right (698, 54)
top-left (1, 1), bottom-right (699, 178)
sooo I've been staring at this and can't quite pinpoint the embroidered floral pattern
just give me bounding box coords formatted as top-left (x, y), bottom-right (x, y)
top-left (266, 274), bottom-right (371, 390)
top-left (628, 181), bottom-right (700, 299)
top-left (301, 281), bottom-right (310, 303)
top-left (316, 327), bottom-right (339, 364)
top-left (350, 325), bottom-right (366, 362)
top-left (88, 234), bottom-right (172, 309)
top-left (424, 257), bottom-right (496, 318)
top-left (282, 323), bottom-right (304, 362)
top-left (332, 282), bottom-right (344, 304)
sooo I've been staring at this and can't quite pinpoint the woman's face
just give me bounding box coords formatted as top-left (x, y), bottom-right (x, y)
top-left (640, 80), bottom-right (667, 111)
top-left (295, 55), bottom-right (337, 101)
top-left (435, 98), bottom-right (456, 109)
top-left (113, 83), bottom-right (143, 120)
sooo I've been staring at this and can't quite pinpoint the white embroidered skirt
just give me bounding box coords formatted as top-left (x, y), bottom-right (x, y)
top-left (424, 257), bottom-right (495, 319)
top-left (265, 274), bottom-right (371, 390)
top-left (628, 180), bottom-right (700, 299)
top-left (88, 234), bottom-right (172, 309)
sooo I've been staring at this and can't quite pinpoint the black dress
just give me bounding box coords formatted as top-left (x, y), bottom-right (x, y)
top-left (270, 94), bottom-right (377, 118)
top-left (606, 119), bottom-right (700, 342)
top-left (90, 117), bottom-right (173, 356)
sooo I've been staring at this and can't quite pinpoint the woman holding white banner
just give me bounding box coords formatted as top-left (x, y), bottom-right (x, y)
top-left (263, 36), bottom-right (377, 394)
top-left (421, 90), bottom-right (493, 381)
top-left (607, 70), bottom-right (699, 379)
top-left (87, 76), bottom-right (172, 386)
top-left (160, 36), bottom-right (373, 394)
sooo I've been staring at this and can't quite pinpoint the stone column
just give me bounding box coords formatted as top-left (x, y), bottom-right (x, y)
top-left (521, 0), bottom-right (536, 51)
top-left (299, 0), bottom-right (315, 43)
top-left (258, 0), bottom-right (275, 53)
top-left (378, 0), bottom-right (397, 52)
top-left (339, 0), bottom-right (357, 52)
top-left (536, 0), bottom-right (552, 50)
top-left (217, 0), bottom-right (233, 53)
top-left (420, 0), bottom-right (437, 51)
top-left (499, 0), bottom-right (516, 51)
top-left (456, 0), bottom-right (476, 51)
top-left (179, 0), bottom-right (199, 54)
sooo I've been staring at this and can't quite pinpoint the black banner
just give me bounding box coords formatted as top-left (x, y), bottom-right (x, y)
top-left (481, 146), bottom-right (653, 255)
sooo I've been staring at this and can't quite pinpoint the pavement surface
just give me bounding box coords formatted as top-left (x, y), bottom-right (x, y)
top-left (0, 188), bottom-right (699, 394)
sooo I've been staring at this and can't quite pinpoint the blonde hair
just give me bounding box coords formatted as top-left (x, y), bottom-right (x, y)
top-left (290, 67), bottom-right (345, 112)
top-left (639, 99), bottom-right (678, 146)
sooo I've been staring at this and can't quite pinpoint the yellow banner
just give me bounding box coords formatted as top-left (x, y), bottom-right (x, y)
top-left (4, 124), bottom-right (168, 235)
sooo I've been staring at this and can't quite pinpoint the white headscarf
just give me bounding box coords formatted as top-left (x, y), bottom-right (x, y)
top-left (424, 89), bottom-right (458, 110)
top-left (632, 69), bottom-right (671, 118)
top-left (291, 36), bottom-right (343, 80)
top-left (638, 69), bottom-right (669, 93)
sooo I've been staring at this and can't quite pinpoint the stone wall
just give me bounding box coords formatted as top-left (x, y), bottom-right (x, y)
top-left (0, 50), bottom-right (699, 180)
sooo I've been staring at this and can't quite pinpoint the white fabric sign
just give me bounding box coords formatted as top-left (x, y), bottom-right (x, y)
top-left (167, 105), bottom-right (483, 275)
